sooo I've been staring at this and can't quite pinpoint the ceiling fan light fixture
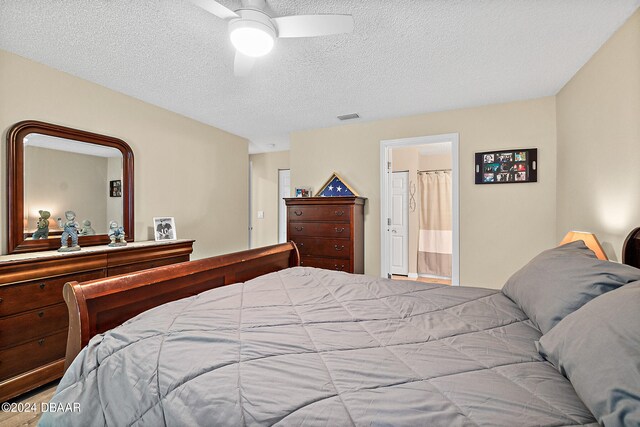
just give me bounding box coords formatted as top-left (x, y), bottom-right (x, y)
top-left (229, 16), bottom-right (276, 57)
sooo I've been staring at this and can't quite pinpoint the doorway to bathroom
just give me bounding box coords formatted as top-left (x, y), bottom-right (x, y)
top-left (380, 134), bottom-right (459, 285)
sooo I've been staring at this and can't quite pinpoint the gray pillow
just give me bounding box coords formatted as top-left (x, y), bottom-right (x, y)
top-left (502, 240), bottom-right (640, 333)
top-left (537, 281), bottom-right (640, 427)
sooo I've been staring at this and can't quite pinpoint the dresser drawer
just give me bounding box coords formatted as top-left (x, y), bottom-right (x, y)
top-left (288, 205), bottom-right (351, 222)
top-left (288, 222), bottom-right (351, 239)
top-left (0, 330), bottom-right (67, 381)
top-left (0, 303), bottom-right (68, 349)
top-left (294, 238), bottom-right (351, 259)
top-left (0, 270), bottom-right (105, 317)
top-left (300, 256), bottom-right (350, 271)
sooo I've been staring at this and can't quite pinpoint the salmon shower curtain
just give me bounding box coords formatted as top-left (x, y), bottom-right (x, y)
top-left (417, 171), bottom-right (452, 277)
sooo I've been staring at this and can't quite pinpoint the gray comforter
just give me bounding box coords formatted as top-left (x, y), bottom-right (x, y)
top-left (41, 267), bottom-right (597, 426)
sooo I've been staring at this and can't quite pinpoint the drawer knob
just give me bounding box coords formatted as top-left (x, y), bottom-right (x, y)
top-left (38, 338), bottom-right (45, 346)
top-left (0, 298), bottom-right (3, 303)
top-left (334, 245), bottom-right (345, 251)
top-left (335, 265), bottom-right (345, 270)
top-left (294, 210), bottom-right (303, 216)
top-left (334, 211), bottom-right (344, 216)
top-left (39, 283), bottom-right (46, 290)
top-left (38, 311), bottom-right (44, 318)
top-left (335, 227), bottom-right (345, 233)
top-left (295, 226), bottom-right (304, 231)
top-left (298, 242), bottom-right (304, 247)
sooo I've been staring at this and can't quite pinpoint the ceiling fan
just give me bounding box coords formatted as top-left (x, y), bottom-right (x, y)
top-left (190, 0), bottom-right (354, 76)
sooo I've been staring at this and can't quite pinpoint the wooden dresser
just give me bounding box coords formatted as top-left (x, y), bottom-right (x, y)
top-left (286, 197), bottom-right (365, 273)
top-left (0, 239), bottom-right (194, 402)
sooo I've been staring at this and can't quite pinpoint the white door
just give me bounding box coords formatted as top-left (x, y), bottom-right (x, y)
top-left (390, 171), bottom-right (409, 275)
top-left (278, 169), bottom-right (290, 243)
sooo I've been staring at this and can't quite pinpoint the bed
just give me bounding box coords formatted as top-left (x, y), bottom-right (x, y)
top-left (40, 232), bottom-right (640, 426)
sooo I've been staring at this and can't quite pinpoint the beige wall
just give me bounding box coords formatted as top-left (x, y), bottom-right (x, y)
top-left (556, 9), bottom-right (640, 262)
top-left (420, 153), bottom-right (452, 171)
top-left (250, 151), bottom-right (290, 248)
top-left (0, 49), bottom-right (249, 259)
top-left (24, 147), bottom-right (110, 234)
top-left (291, 97), bottom-right (557, 288)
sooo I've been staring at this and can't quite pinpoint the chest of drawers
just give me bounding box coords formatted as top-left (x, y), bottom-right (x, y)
top-left (285, 197), bottom-right (365, 273)
top-left (0, 239), bottom-right (194, 402)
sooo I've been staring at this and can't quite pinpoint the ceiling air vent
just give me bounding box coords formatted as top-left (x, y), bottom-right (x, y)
top-left (337, 113), bottom-right (360, 121)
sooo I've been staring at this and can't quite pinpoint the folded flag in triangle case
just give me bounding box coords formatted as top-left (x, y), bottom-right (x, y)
top-left (318, 176), bottom-right (355, 197)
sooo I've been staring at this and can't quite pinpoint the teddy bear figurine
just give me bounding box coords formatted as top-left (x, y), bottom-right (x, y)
top-left (32, 210), bottom-right (51, 239)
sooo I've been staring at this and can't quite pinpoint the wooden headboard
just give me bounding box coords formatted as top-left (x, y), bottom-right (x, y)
top-left (623, 227), bottom-right (640, 269)
top-left (63, 242), bottom-right (299, 370)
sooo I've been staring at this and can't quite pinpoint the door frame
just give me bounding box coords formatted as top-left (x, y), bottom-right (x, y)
top-left (277, 169), bottom-right (291, 243)
top-left (380, 133), bottom-right (460, 285)
top-left (248, 160), bottom-right (253, 248)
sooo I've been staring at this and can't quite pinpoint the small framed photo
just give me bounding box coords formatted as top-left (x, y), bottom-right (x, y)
top-left (109, 180), bottom-right (122, 197)
top-left (295, 188), bottom-right (311, 197)
top-left (153, 217), bottom-right (176, 241)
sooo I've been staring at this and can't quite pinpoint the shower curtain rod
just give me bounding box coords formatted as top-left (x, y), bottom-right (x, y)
top-left (417, 168), bottom-right (451, 173)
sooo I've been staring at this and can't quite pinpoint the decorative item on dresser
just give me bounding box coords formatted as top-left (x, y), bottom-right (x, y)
top-left (285, 196), bottom-right (365, 273)
top-left (0, 239), bottom-right (194, 403)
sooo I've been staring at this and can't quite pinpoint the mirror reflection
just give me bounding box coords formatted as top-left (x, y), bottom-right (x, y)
top-left (23, 133), bottom-right (123, 238)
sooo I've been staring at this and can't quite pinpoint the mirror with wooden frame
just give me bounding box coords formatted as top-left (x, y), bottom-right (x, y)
top-left (7, 120), bottom-right (134, 253)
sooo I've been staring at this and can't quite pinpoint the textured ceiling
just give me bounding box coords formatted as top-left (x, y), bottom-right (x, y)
top-left (1, 1), bottom-right (638, 153)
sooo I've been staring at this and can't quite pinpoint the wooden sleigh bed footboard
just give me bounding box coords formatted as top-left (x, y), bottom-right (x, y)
top-left (63, 242), bottom-right (300, 370)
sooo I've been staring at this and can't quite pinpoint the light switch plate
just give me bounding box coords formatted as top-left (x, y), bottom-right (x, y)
top-left (257, 210), bottom-right (264, 219)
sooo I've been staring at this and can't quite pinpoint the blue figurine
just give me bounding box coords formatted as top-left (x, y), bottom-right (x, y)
top-left (57, 210), bottom-right (81, 252)
top-left (108, 220), bottom-right (127, 247)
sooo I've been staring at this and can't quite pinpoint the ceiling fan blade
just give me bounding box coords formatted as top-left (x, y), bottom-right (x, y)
top-left (273, 14), bottom-right (354, 38)
top-left (234, 52), bottom-right (256, 76)
top-left (189, 0), bottom-right (238, 20)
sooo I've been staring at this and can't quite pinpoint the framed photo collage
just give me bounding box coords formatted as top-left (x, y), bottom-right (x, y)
top-left (475, 148), bottom-right (537, 184)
